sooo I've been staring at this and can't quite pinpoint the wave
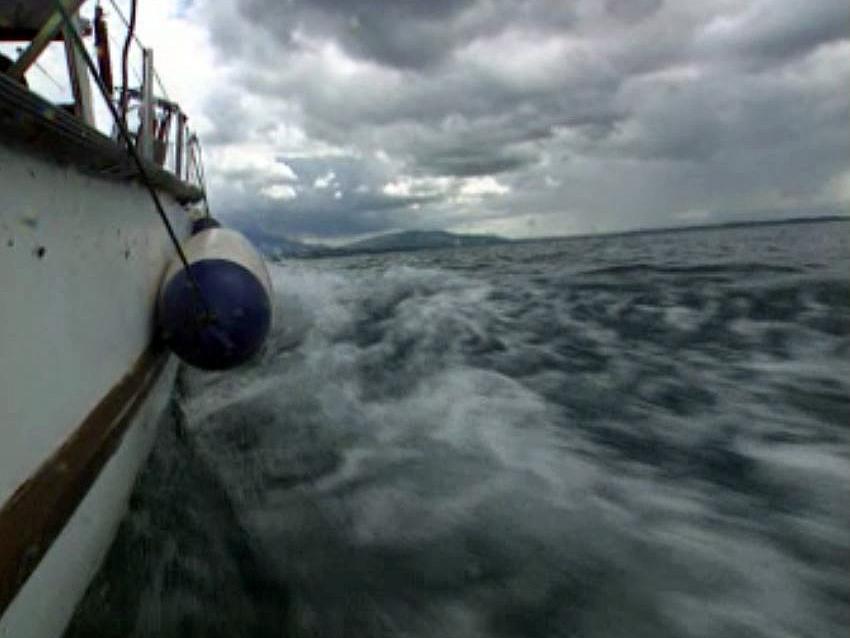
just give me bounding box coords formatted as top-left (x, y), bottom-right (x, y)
top-left (579, 262), bottom-right (803, 277)
top-left (69, 224), bottom-right (850, 638)
top-left (179, 255), bottom-right (848, 637)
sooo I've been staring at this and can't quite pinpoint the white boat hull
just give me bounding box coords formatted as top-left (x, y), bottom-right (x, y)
top-left (0, 140), bottom-right (191, 637)
top-left (0, 360), bottom-right (178, 638)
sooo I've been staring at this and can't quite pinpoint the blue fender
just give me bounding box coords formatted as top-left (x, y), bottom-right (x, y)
top-left (158, 228), bottom-right (273, 370)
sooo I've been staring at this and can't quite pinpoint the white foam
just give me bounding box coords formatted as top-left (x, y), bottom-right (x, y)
top-left (177, 254), bottom-right (850, 638)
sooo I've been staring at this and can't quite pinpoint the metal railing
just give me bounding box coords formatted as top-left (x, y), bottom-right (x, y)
top-left (1, 0), bottom-right (205, 191)
top-left (100, 0), bottom-right (202, 188)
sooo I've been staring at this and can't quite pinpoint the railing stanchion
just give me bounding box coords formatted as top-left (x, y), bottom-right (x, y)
top-left (139, 47), bottom-right (154, 160)
top-left (175, 111), bottom-right (186, 180)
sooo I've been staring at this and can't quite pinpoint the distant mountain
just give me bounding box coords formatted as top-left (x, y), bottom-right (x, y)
top-left (341, 230), bottom-right (509, 254)
top-left (230, 214), bottom-right (848, 261)
top-left (228, 221), bottom-right (510, 259)
top-left (227, 222), bottom-right (330, 259)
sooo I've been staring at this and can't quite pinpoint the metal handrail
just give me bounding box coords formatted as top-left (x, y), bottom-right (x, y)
top-left (5, 0), bottom-right (205, 191)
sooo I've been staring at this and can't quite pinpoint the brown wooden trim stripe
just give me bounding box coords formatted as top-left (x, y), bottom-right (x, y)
top-left (0, 344), bottom-right (169, 616)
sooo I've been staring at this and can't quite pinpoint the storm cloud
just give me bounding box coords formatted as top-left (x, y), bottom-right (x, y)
top-left (183, 0), bottom-right (849, 239)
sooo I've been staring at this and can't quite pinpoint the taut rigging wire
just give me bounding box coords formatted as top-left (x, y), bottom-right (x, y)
top-left (14, 45), bottom-right (65, 91)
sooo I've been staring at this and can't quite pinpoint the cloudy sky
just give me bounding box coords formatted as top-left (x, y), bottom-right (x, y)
top-left (127, 0), bottom-right (848, 239)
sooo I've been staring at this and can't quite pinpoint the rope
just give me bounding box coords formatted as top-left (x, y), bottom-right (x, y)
top-left (118, 0), bottom-right (136, 125)
top-left (105, 0), bottom-right (170, 101)
top-left (107, 31), bottom-right (141, 86)
top-left (104, 0), bottom-right (143, 47)
top-left (54, 0), bottom-right (214, 322)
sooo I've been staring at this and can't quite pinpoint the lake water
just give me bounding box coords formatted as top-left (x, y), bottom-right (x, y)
top-left (67, 219), bottom-right (850, 638)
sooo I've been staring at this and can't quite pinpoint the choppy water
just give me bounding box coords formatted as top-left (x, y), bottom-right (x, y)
top-left (67, 220), bottom-right (850, 638)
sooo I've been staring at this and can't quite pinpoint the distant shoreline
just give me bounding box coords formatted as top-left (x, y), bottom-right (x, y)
top-left (247, 214), bottom-right (848, 260)
top-left (515, 214), bottom-right (850, 245)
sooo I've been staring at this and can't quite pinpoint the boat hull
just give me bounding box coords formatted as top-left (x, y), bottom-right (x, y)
top-left (0, 141), bottom-right (191, 637)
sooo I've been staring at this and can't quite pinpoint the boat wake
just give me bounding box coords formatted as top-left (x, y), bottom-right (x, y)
top-left (68, 222), bottom-right (850, 638)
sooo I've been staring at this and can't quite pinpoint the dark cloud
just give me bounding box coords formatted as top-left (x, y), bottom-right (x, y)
top-left (194, 0), bottom-right (849, 239)
top-left (605, 0), bottom-right (663, 24)
top-left (417, 149), bottom-right (533, 178)
top-left (235, 192), bottom-right (428, 238)
top-left (214, 154), bottom-right (440, 238)
top-left (235, 0), bottom-right (475, 69)
top-left (230, 0), bottom-right (583, 69)
top-left (696, 0), bottom-right (849, 65)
